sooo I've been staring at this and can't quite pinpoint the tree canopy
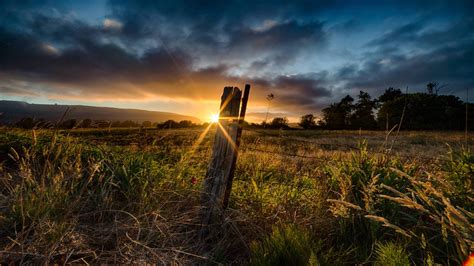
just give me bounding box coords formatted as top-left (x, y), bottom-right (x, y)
top-left (299, 114), bottom-right (316, 129)
top-left (319, 85), bottom-right (471, 130)
top-left (269, 117), bottom-right (289, 129)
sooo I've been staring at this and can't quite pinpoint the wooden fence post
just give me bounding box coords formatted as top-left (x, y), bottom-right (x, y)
top-left (200, 85), bottom-right (250, 238)
top-left (223, 84), bottom-right (250, 208)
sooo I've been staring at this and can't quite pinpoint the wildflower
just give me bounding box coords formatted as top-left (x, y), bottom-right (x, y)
top-left (464, 253), bottom-right (474, 266)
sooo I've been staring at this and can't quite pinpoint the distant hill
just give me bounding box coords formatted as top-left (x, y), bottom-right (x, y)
top-left (0, 101), bottom-right (201, 124)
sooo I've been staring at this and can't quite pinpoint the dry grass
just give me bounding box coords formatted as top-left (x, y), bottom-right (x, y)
top-left (0, 128), bottom-right (472, 264)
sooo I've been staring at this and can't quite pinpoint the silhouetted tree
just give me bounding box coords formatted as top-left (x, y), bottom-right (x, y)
top-left (160, 120), bottom-right (180, 129)
top-left (270, 117), bottom-right (289, 129)
top-left (377, 89), bottom-right (465, 130)
top-left (299, 114), bottom-right (316, 129)
top-left (350, 91), bottom-right (377, 129)
top-left (320, 86), bottom-right (470, 131)
top-left (404, 93), bottom-right (464, 130)
top-left (322, 95), bottom-right (354, 129)
top-left (378, 88), bottom-right (402, 103)
top-left (377, 88), bottom-right (404, 129)
top-left (249, 122), bottom-right (263, 128)
top-left (426, 82), bottom-right (437, 94)
top-left (142, 121), bottom-right (152, 127)
top-left (179, 120), bottom-right (193, 127)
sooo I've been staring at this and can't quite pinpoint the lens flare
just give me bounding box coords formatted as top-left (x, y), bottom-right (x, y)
top-left (210, 113), bottom-right (219, 123)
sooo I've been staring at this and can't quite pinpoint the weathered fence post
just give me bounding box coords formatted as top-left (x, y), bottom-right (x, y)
top-left (200, 84), bottom-right (250, 238)
top-left (223, 84), bottom-right (250, 208)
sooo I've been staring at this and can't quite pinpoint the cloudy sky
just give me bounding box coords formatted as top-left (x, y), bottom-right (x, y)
top-left (0, 0), bottom-right (473, 122)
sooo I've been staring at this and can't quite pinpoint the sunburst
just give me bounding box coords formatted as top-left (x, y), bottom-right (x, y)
top-left (210, 113), bottom-right (219, 123)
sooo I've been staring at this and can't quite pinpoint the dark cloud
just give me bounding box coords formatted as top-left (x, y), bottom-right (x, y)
top-left (368, 18), bottom-right (474, 49)
top-left (107, 0), bottom-right (330, 67)
top-left (273, 75), bottom-right (331, 96)
top-left (368, 21), bottom-right (424, 47)
top-left (109, 0), bottom-right (330, 26)
top-left (104, 0), bottom-right (474, 103)
top-left (343, 40), bottom-right (474, 94)
top-left (265, 74), bottom-right (332, 110)
top-left (0, 11), bottom-right (330, 112)
top-left (0, 18), bottom-right (192, 85)
top-left (108, 0), bottom-right (474, 26)
top-left (337, 14), bottom-right (474, 97)
top-left (1, 0), bottom-right (474, 118)
top-left (336, 64), bottom-right (358, 79)
top-left (224, 20), bottom-right (327, 61)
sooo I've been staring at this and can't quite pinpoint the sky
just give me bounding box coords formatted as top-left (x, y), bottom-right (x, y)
top-left (0, 0), bottom-right (473, 122)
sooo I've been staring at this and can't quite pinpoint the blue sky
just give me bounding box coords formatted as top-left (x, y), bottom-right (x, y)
top-left (0, 0), bottom-right (473, 121)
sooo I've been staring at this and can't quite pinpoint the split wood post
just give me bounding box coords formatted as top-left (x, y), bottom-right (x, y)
top-left (223, 84), bottom-right (250, 208)
top-left (200, 84), bottom-right (250, 239)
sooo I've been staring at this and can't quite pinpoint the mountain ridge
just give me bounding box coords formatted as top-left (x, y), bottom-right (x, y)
top-left (0, 101), bottom-right (201, 124)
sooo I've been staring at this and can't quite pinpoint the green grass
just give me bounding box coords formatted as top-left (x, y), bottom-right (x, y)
top-left (0, 128), bottom-right (472, 264)
top-left (374, 242), bottom-right (410, 266)
top-left (249, 225), bottom-right (315, 266)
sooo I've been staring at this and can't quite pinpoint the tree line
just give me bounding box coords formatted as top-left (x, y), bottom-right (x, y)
top-left (241, 83), bottom-right (472, 131)
top-left (5, 83), bottom-right (472, 131)
top-left (300, 85), bottom-right (473, 130)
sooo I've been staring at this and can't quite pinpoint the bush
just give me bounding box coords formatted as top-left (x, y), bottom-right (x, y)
top-left (270, 117), bottom-right (289, 129)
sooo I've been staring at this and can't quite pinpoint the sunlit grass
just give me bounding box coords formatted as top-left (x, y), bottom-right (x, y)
top-left (0, 128), bottom-right (471, 264)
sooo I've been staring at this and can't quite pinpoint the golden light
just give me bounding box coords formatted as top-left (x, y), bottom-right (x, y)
top-left (210, 113), bottom-right (219, 123)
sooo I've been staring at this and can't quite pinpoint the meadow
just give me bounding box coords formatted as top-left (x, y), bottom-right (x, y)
top-left (0, 127), bottom-right (472, 264)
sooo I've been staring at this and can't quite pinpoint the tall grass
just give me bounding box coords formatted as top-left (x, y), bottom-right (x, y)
top-left (0, 130), bottom-right (204, 263)
top-left (0, 129), bottom-right (472, 264)
top-left (326, 144), bottom-right (473, 265)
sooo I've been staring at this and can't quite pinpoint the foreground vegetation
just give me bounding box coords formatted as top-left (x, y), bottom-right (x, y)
top-left (0, 128), bottom-right (472, 264)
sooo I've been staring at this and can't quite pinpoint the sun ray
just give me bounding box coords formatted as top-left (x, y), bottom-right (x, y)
top-left (217, 121), bottom-right (237, 151)
top-left (191, 121), bottom-right (213, 152)
top-left (175, 122), bottom-right (214, 180)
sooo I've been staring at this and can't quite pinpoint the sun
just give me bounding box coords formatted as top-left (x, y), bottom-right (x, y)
top-left (210, 113), bottom-right (219, 123)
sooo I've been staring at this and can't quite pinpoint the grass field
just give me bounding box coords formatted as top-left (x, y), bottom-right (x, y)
top-left (0, 127), bottom-right (472, 264)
